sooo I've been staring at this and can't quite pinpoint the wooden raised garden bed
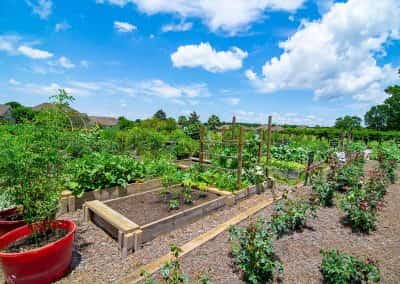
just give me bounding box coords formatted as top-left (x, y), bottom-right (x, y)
top-left (83, 186), bottom-right (229, 257)
top-left (58, 179), bottom-right (162, 215)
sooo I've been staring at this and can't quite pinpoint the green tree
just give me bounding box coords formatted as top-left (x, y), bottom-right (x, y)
top-left (177, 115), bottom-right (188, 127)
top-left (364, 70), bottom-right (400, 131)
top-left (334, 116), bottom-right (362, 130)
top-left (364, 105), bottom-right (389, 131)
top-left (5, 101), bottom-right (22, 109)
top-left (207, 114), bottom-right (221, 130)
top-left (10, 106), bottom-right (36, 123)
top-left (153, 109), bottom-right (167, 120)
top-left (118, 116), bottom-right (135, 130)
top-left (188, 111), bottom-right (200, 124)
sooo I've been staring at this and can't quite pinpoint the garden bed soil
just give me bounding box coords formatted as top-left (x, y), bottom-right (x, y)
top-left (106, 187), bottom-right (219, 226)
top-left (46, 184), bottom-right (288, 283)
top-left (4, 228), bottom-right (68, 253)
top-left (164, 168), bottom-right (400, 283)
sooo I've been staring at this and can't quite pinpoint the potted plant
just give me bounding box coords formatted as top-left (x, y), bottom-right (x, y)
top-left (0, 90), bottom-right (77, 283)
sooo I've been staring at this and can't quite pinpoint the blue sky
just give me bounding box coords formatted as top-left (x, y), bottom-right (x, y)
top-left (1, 0), bottom-right (399, 125)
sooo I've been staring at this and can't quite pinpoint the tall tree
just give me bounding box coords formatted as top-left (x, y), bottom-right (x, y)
top-left (364, 105), bottom-right (388, 131)
top-left (177, 115), bottom-right (188, 127)
top-left (334, 116), bottom-right (362, 130)
top-left (188, 111), bottom-right (200, 124)
top-left (153, 109), bottom-right (167, 120)
top-left (207, 114), bottom-right (221, 130)
top-left (364, 69), bottom-right (400, 131)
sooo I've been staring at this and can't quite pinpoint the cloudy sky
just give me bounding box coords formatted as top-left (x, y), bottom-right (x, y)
top-left (1, 0), bottom-right (399, 125)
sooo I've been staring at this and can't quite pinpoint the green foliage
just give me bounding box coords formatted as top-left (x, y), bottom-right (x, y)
top-left (0, 121), bottom-right (65, 224)
top-left (65, 152), bottom-right (143, 196)
top-left (10, 105), bottom-right (37, 123)
top-left (334, 116), bottom-right (362, 131)
top-left (153, 109), bottom-right (167, 120)
top-left (320, 250), bottom-right (380, 284)
top-left (168, 199), bottom-right (180, 210)
top-left (229, 220), bottom-right (282, 284)
top-left (117, 116), bottom-right (135, 130)
top-left (336, 164), bottom-right (364, 191)
top-left (365, 71), bottom-right (400, 131)
top-left (143, 245), bottom-right (189, 284)
top-left (269, 197), bottom-right (317, 238)
top-left (207, 114), bottom-right (221, 130)
top-left (311, 174), bottom-right (335, 207)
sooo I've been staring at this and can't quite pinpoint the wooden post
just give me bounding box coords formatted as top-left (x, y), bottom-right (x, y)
top-left (258, 128), bottom-right (264, 163)
top-left (266, 116), bottom-right (272, 177)
top-left (237, 126), bottom-right (244, 191)
top-left (232, 116), bottom-right (236, 140)
top-left (304, 151), bottom-right (315, 186)
top-left (340, 130), bottom-right (345, 150)
top-left (199, 126), bottom-right (205, 169)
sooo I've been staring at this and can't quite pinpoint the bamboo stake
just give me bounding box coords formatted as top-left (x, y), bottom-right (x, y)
top-left (266, 116), bottom-right (272, 177)
top-left (237, 126), bottom-right (244, 191)
top-left (199, 126), bottom-right (205, 169)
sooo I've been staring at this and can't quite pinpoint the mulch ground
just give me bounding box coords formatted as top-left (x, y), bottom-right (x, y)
top-left (170, 166), bottom-right (400, 283)
top-left (50, 184), bottom-right (289, 283)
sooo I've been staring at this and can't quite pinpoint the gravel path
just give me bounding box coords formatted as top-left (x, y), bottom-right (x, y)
top-left (53, 184), bottom-right (289, 283)
top-left (168, 166), bottom-right (400, 284)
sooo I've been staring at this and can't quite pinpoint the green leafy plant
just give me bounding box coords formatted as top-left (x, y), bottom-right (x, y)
top-left (320, 250), bottom-right (380, 284)
top-left (269, 196), bottom-right (318, 238)
top-left (168, 199), bottom-right (180, 210)
top-left (229, 219), bottom-right (283, 284)
top-left (340, 188), bottom-right (378, 233)
top-left (311, 174), bottom-right (335, 207)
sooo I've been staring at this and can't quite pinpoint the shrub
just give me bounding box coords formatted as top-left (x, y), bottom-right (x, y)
top-left (143, 245), bottom-right (188, 284)
top-left (229, 220), bottom-right (282, 284)
top-left (340, 188), bottom-right (377, 233)
top-left (320, 250), bottom-right (380, 284)
top-left (311, 174), bottom-right (335, 207)
top-left (336, 164), bottom-right (363, 191)
top-left (269, 197), bottom-right (318, 237)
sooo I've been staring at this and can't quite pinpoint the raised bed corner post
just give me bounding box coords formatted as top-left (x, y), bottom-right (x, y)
top-left (266, 116), bottom-right (272, 177)
top-left (199, 126), bottom-right (205, 170)
top-left (304, 151), bottom-right (315, 186)
top-left (237, 126), bottom-right (244, 191)
top-left (232, 116), bottom-right (236, 140)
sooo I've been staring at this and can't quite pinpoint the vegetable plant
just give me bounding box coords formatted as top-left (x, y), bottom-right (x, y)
top-left (229, 220), bottom-right (283, 284)
top-left (269, 196), bottom-right (318, 238)
top-left (320, 250), bottom-right (380, 284)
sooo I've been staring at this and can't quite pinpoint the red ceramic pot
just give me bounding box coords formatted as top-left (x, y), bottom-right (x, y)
top-left (0, 220), bottom-right (76, 284)
top-left (0, 208), bottom-right (26, 237)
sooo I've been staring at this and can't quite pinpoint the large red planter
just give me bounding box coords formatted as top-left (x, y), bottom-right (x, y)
top-left (0, 220), bottom-right (76, 284)
top-left (0, 208), bottom-right (26, 237)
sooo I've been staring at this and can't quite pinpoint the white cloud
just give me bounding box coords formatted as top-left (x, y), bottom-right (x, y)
top-left (171, 42), bottom-right (248, 73)
top-left (97, 0), bottom-right (306, 34)
top-left (26, 0), bottom-right (52, 19)
top-left (162, 22), bottom-right (193, 32)
top-left (8, 78), bottom-right (21, 85)
top-left (10, 79), bottom-right (210, 102)
top-left (17, 45), bottom-right (53, 59)
top-left (226, 98), bottom-right (240, 105)
top-left (48, 56), bottom-right (75, 68)
top-left (114, 21), bottom-right (137, 32)
top-left (55, 21), bottom-right (71, 32)
top-left (247, 0), bottom-right (400, 103)
top-left (0, 35), bottom-right (20, 54)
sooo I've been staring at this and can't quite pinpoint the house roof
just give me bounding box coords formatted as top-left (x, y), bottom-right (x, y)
top-left (89, 116), bottom-right (118, 126)
top-left (0, 104), bottom-right (11, 117)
